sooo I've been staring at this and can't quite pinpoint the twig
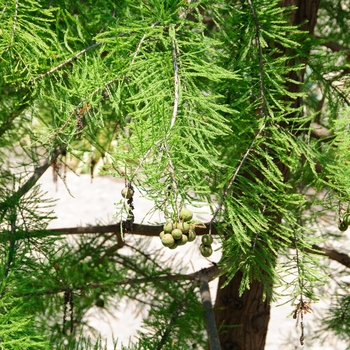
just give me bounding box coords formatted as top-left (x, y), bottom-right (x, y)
top-left (209, 122), bottom-right (266, 227)
top-left (316, 37), bottom-right (350, 61)
top-left (48, 75), bottom-right (126, 140)
top-left (130, 22), bottom-right (158, 66)
top-left (0, 101), bottom-right (29, 138)
top-left (3, 209), bottom-right (17, 281)
top-left (199, 276), bottom-right (221, 350)
top-left (32, 42), bottom-right (102, 83)
top-left (11, 265), bottom-right (220, 298)
top-left (0, 1), bottom-right (9, 20)
top-left (161, 30), bottom-right (181, 217)
top-left (0, 147), bottom-right (64, 211)
top-left (169, 28), bottom-right (180, 132)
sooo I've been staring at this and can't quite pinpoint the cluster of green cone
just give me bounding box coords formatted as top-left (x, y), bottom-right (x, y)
top-left (160, 208), bottom-right (196, 249)
top-left (159, 208), bottom-right (213, 257)
top-left (199, 234), bottom-right (213, 257)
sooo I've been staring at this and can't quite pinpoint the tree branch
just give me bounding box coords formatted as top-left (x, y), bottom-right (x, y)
top-left (11, 264), bottom-right (221, 298)
top-left (310, 122), bottom-right (333, 139)
top-left (12, 223), bottom-right (350, 270)
top-left (0, 147), bottom-right (64, 211)
top-left (13, 222), bottom-right (218, 241)
top-left (317, 38), bottom-right (350, 61)
top-left (309, 244), bottom-right (350, 269)
top-left (199, 272), bottom-right (221, 350)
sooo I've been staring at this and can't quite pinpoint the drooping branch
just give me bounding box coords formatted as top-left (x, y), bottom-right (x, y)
top-left (0, 101), bottom-right (30, 138)
top-left (6, 0), bottom-right (18, 51)
top-left (210, 0), bottom-right (268, 229)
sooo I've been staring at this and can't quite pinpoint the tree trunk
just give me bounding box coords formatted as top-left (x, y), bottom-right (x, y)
top-left (214, 1), bottom-right (320, 349)
top-left (214, 271), bottom-right (270, 350)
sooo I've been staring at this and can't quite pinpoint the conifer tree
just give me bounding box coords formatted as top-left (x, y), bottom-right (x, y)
top-left (0, 0), bottom-right (350, 349)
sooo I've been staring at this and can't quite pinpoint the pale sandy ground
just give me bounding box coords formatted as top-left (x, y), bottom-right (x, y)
top-left (39, 170), bottom-right (347, 350)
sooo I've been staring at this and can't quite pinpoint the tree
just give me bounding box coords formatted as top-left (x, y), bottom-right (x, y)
top-left (0, 0), bottom-right (350, 349)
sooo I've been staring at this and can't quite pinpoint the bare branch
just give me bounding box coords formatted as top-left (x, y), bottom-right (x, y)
top-left (310, 122), bottom-right (333, 139)
top-left (0, 147), bottom-right (64, 211)
top-left (317, 38), bottom-right (350, 61)
top-left (199, 276), bottom-right (221, 350)
top-left (11, 221), bottom-right (350, 271)
top-left (10, 222), bottom-right (218, 241)
top-left (309, 244), bottom-right (350, 269)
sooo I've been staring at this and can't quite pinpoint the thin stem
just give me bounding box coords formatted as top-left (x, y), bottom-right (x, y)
top-left (0, 1), bottom-right (9, 20)
top-left (32, 42), bottom-right (102, 83)
top-left (210, 122), bottom-right (266, 227)
top-left (3, 208), bottom-right (16, 281)
top-left (6, 0), bottom-right (18, 51)
top-left (130, 21), bottom-right (159, 66)
top-left (48, 75), bottom-right (126, 140)
top-left (169, 29), bottom-right (180, 132)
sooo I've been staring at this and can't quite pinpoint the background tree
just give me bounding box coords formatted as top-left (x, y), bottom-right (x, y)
top-left (0, 0), bottom-right (350, 349)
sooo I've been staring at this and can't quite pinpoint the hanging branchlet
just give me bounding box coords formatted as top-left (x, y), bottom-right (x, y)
top-left (165, 28), bottom-right (181, 219)
top-left (292, 224), bottom-right (314, 346)
top-left (209, 0), bottom-right (268, 233)
top-left (52, 150), bottom-right (67, 191)
top-left (62, 287), bottom-right (74, 335)
top-left (293, 297), bottom-right (313, 346)
top-left (90, 158), bottom-right (97, 183)
top-left (121, 182), bottom-right (135, 233)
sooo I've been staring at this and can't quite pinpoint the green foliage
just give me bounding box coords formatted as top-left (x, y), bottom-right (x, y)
top-left (1, 0), bottom-right (350, 348)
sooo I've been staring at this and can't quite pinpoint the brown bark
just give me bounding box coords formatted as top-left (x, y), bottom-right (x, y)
top-left (214, 271), bottom-right (270, 350)
top-left (214, 1), bottom-right (321, 349)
